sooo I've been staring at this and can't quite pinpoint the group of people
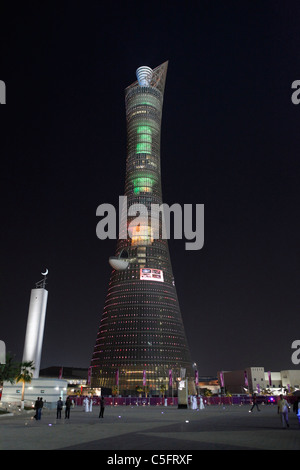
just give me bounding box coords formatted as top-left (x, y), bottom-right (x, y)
top-left (190, 395), bottom-right (205, 410)
top-left (277, 394), bottom-right (300, 428)
top-left (31, 394), bottom-right (106, 423)
top-left (34, 397), bottom-right (44, 420)
top-left (250, 393), bottom-right (300, 428)
top-left (83, 396), bottom-right (93, 412)
top-left (35, 393), bottom-right (300, 428)
top-left (82, 395), bottom-right (105, 418)
top-left (56, 396), bottom-right (72, 419)
top-left (83, 396), bottom-right (105, 418)
top-left (33, 396), bottom-right (73, 421)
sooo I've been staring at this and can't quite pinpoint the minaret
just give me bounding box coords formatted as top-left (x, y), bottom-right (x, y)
top-left (22, 270), bottom-right (48, 378)
top-left (91, 63), bottom-right (194, 395)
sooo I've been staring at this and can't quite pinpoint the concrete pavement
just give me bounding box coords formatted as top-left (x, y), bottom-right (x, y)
top-left (1, 403), bottom-right (299, 451)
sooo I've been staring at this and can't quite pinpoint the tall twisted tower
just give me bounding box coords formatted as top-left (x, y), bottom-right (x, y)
top-left (91, 62), bottom-right (194, 395)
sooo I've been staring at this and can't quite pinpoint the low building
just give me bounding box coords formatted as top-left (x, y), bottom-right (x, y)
top-left (218, 367), bottom-right (265, 394)
top-left (39, 366), bottom-right (88, 394)
top-left (265, 370), bottom-right (300, 392)
top-left (280, 370), bottom-right (300, 389)
top-left (1, 378), bottom-right (68, 409)
top-left (218, 368), bottom-right (300, 394)
top-left (264, 371), bottom-right (282, 388)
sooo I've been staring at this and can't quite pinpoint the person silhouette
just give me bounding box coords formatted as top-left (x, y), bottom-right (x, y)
top-left (249, 393), bottom-right (260, 412)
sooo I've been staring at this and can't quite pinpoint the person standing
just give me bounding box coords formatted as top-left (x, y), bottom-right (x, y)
top-left (191, 395), bottom-right (197, 410)
top-left (89, 396), bottom-right (93, 412)
top-left (34, 397), bottom-right (40, 420)
top-left (199, 396), bottom-right (205, 410)
top-left (84, 396), bottom-right (90, 412)
top-left (293, 397), bottom-right (300, 416)
top-left (65, 396), bottom-right (71, 419)
top-left (56, 397), bottom-right (63, 419)
top-left (99, 396), bottom-right (105, 418)
top-left (277, 394), bottom-right (290, 428)
top-left (36, 397), bottom-right (43, 420)
top-left (249, 393), bottom-right (260, 412)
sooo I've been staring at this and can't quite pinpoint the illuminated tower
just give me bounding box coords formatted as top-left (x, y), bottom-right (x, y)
top-left (91, 62), bottom-right (194, 395)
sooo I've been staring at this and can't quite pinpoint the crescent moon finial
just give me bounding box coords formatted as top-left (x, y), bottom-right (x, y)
top-left (41, 268), bottom-right (48, 276)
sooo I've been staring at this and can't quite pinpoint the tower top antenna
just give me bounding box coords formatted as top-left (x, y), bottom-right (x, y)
top-left (35, 268), bottom-right (48, 289)
top-left (136, 66), bottom-right (153, 87)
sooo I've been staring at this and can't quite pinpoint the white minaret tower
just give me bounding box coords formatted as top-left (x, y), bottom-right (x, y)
top-left (22, 270), bottom-right (48, 378)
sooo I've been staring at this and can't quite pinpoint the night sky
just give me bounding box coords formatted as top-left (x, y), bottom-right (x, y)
top-left (1, 1), bottom-right (299, 377)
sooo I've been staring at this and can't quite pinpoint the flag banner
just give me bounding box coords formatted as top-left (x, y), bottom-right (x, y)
top-left (257, 383), bottom-right (260, 393)
top-left (143, 369), bottom-right (146, 386)
top-left (244, 370), bottom-right (248, 386)
top-left (268, 371), bottom-right (272, 386)
top-left (58, 367), bottom-right (63, 380)
top-left (220, 372), bottom-right (224, 387)
top-left (195, 370), bottom-right (199, 386)
top-left (169, 369), bottom-right (172, 386)
top-left (87, 367), bottom-right (91, 385)
top-left (116, 369), bottom-right (119, 386)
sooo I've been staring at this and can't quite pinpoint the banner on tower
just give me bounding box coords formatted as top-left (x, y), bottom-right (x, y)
top-left (140, 268), bottom-right (164, 282)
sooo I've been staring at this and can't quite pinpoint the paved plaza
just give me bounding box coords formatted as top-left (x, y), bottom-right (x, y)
top-left (1, 402), bottom-right (299, 452)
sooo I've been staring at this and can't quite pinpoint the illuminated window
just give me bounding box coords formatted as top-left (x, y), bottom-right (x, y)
top-left (136, 125), bottom-right (152, 154)
top-left (133, 176), bottom-right (154, 194)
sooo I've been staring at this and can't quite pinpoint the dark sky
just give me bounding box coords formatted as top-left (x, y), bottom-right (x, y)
top-left (1, 1), bottom-right (299, 377)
